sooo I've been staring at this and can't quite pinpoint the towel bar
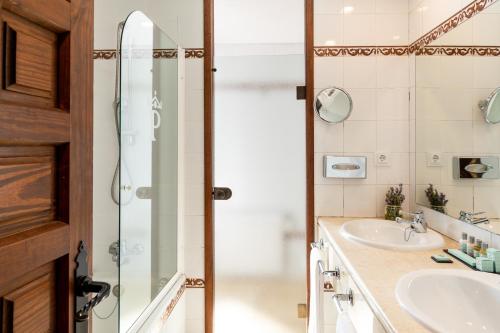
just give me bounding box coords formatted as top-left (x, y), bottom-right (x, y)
top-left (311, 239), bottom-right (324, 249)
top-left (333, 289), bottom-right (354, 312)
top-left (319, 261), bottom-right (341, 279)
top-left (311, 240), bottom-right (341, 279)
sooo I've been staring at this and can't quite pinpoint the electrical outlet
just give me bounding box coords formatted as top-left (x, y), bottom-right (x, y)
top-left (376, 153), bottom-right (391, 166)
top-left (427, 152), bottom-right (442, 167)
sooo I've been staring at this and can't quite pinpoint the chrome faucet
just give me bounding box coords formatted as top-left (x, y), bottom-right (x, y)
top-left (459, 211), bottom-right (489, 225)
top-left (396, 211), bottom-right (428, 233)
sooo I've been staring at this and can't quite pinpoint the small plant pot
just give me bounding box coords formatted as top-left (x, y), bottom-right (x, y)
top-left (431, 205), bottom-right (446, 214)
top-left (385, 205), bottom-right (402, 221)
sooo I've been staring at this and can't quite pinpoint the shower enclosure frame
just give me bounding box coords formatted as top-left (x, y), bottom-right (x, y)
top-left (202, 1), bottom-right (315, 332)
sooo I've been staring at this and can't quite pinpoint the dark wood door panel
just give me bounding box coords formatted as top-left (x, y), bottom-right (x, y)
top-left (1, 10), bottom-right (59, 107)
top-left (1, 0), bottom-right (71, 33)
top-left (0, 262), bottom-right (59, 333)
top-left (0, 222), bottom-right (68, 285)
top-left (0, 150), bottom-right (55, 228)
top-left (0, 105), bottom-right (69, 144)
top-left (0, 0), bottom-right (93, 330)
top-left (1, 271), bottom-right (56, 332)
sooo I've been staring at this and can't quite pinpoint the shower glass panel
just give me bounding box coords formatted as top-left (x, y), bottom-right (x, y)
top-left (214, 1), bottom-right (306, 332)
top-left (119, 11), bottom-right (179, 332)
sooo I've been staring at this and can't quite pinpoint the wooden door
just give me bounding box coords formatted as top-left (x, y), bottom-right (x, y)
top-left (0, 0), bottom-right (93, 332)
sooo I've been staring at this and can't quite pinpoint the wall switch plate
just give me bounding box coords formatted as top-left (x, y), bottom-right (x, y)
top-left (427, 152), bottom-right (442, 167)
top-left (376, 153), bottom-right (391, 167)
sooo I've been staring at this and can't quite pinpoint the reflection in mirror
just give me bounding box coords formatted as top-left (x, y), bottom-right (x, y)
top-left (415, 0), bottom-right (500, 237)
top-left (479, 87), bottom-right (500, 124)
top-left (315, 87), bottom-right (353, 123)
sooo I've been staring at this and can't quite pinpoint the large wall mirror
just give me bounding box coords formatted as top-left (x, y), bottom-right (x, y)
top-left (414, 1), bottom-right (500, 236)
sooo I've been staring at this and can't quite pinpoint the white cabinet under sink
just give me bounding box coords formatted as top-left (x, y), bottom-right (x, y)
top-left (318, 226), bottom-right (386, 333)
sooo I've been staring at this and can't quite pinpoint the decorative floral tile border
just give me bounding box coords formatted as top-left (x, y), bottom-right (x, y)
top-left (95, 0), bottom-right (497, 60)
top-left (157, 276), bottom-right (206, 323)
top-left (186, 277), bottom-right (206, 288)
top-left (93, 48), bottom-right (205, 60)
top-left (93, 49), bottom-right (117, 60)
top-left (314, 0), bottom-right (499, 57)
top-left (409, 0), bottom-right (498, 54)
top-left (417, 46), bottom-right (500, 56)
top-left (314, 46), bottom-right (408, 57)
top-left (185, 48), bottom-right (205, 59)
top-left (160, 282), bottom-right (186, 322)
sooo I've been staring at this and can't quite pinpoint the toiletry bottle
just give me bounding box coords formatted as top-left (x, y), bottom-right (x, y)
top-left (474, 239), bottom-right (482, 258)
top-left (467, 235), bottom-right (475, 257)
top-left (481, 242), bottom-right (488, 257)
top-left (460, 232), bottom-right (468, 253)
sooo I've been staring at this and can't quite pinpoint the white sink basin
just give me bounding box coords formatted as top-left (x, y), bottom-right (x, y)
top-left (396, 269), bottom-right (500, 333)
top-left (340, 219), bottom-right (444, 251)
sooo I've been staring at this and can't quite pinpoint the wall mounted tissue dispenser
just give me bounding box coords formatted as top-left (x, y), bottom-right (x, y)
top-left (452, 156), bottom-right (499, 179)
top-left (324, 156), bottom-right (367, 179)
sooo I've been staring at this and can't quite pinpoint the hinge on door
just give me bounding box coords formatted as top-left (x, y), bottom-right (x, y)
top-left (296, 86), bottom-right (306, 100)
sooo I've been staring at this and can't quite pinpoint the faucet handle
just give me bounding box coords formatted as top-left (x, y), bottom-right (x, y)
top-left (399, 210), bottom-right (424, 219)
top-left (460, 210), bottom-right (485, 219)
top-left (460, 210), bottom-right (485, 215)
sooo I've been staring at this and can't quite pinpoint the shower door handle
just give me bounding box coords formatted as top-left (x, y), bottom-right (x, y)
top-left (75, 276), bottom-right (111, 322)
top-left (212, 187), bottom-right (232, 200)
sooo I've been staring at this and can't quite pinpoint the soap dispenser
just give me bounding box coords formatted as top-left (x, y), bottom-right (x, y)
top-left (467, 235), bottom-right (475, 257)
top-left (460, 232), bottom-right (467, 253)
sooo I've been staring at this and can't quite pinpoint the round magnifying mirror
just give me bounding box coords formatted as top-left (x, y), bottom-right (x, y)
top-left (479, 87), bottom-right (500, 124)
top-left (315, 87), bottom-right (353, 123)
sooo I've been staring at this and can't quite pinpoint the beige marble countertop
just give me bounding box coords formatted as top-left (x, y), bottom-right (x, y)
top-left (318, 217), bottom-right (473, 333)
top-left (477, 218), bottom-right (500, 235)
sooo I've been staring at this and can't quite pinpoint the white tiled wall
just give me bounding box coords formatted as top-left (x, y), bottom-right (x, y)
top-left (95, 0), bottom-right (203, 49)
top-left (315, 0), bottom-right (409, 46)
top-left (409, 0), bottom-right (476, 42)
top-left (314, 1), bottom-right (411, 219)
top-left (183, 57), bottom-right (206, 333)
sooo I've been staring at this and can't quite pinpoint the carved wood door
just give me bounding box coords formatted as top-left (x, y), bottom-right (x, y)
top-left (0, 0), bottom-right (93, 332)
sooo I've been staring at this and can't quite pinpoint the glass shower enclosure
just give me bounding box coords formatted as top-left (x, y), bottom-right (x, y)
top-left (92, 11), bottom-right (181, 333)
top-left (213, 1), bottom-right (307, 332)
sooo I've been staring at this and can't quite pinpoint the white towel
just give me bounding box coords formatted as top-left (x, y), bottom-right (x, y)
top-left (308, 247), bottom-right (324, 333)
top-left (336, 311), bottom-right (357, 333)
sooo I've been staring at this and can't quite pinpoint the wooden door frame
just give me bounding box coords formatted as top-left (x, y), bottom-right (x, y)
top-left (68, 0), bottom-right (94, 330)
top-left (203, 1), bottom-right (314, 332)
